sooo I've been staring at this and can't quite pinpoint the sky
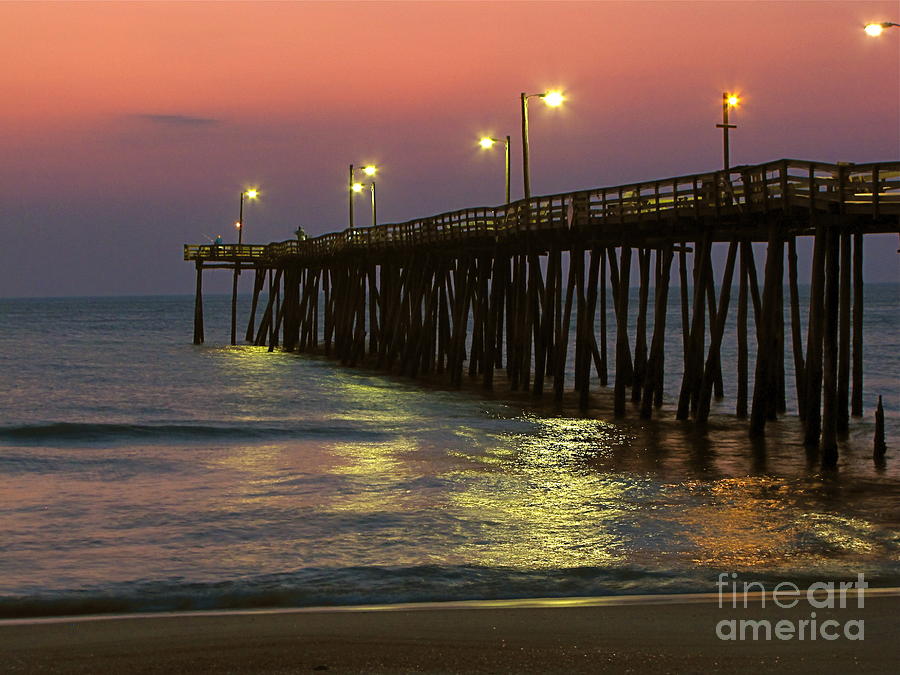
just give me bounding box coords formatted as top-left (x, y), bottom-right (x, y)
top-left (0, 0), bottom-right (898, 297)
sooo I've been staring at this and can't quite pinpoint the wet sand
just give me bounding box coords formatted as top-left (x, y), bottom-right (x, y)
top-left (2, 593), bottom-right (897, 674)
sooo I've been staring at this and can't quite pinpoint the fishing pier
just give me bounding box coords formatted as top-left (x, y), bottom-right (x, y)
top-left (185, 159), bottom-right (899, 463)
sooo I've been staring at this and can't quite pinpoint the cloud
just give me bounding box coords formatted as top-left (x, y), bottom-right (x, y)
top-left (134, 113), bottom-right (220, 127)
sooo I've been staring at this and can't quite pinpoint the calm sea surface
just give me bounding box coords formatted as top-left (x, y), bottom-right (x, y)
top-left (0, 288), bottom-right (897, 618)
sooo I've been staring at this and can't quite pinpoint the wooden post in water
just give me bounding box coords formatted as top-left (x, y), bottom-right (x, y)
top-left (579, 248), bottom-right (601, 411)
top-left (787, 238), bottom-right (805, 416)
top-left (245, 267), bottom-right (265, 343)
top-left (599, 249), bottom-right (608, 386)
top-left (554, 250), bottom-right (576, 402)
top-left (736, 242), bottom-right (749, 417)
top-left (804, 225), bottom-right (826, 446)
top-left (851, 230), bottom-right (864, 416)
top-left (641, 247), bottom-right (673, 419)
top-left (230, 264), bottom-right (239, 345)
top-left (837, 231), bottom-right (851, 433)
top-left (697, 241), bottom-right (738, 423)
top-left (613, 246), bottom-right (632, 418)
top-left (677, 236), bottom-right (710, 420)
top-left (750, 225), bottom-right (780, 436)
top-left (193, 260), bottom-right (204, 345)
top-left (821, 226), bottom-right (840, 465)
top-left (632, 249), bottom-right (650, 403)
top-left (679, 248), bottom-right (690, 366)
top-left (874, 395), bottom-right (887, 460)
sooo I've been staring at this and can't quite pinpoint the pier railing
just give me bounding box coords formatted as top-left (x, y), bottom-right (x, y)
top-left (185, 159), bottom-right (899, 263)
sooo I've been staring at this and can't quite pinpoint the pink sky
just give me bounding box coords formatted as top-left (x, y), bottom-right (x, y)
top-left (0, 1), bottom-right (897, 296)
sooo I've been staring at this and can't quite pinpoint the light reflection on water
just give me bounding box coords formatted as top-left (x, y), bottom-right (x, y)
top-left (0, 294), bottom-right (897, 617)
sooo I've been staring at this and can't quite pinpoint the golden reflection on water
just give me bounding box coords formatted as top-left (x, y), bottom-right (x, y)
top-left (449, 416), bottom-right (633, 568)
top-left (668, 477), bottom-right (889, 570)
top-left (180, 357), bottom-right (899, 576)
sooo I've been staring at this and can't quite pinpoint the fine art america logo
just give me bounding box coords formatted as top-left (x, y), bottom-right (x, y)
top-left (715, 573), bottom-right (868, 641)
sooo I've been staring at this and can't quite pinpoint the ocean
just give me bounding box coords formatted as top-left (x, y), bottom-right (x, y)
top-left (0, 288), bottom-right (897, 618)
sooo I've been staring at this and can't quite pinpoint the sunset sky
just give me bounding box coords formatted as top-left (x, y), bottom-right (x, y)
top-left (1, 1), bottom-right (897, 297)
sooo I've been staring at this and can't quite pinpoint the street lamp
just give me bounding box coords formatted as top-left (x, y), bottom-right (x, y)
top-left (520, 89), bottom-right (565, 199)
top-left (349, 164), bottom-right (378, 228)
top-left (236, 187), bottom-right (259, 246)
top-left (715, 93), bottom-right (740, 171)
top-left (479, 135), bottom-right (511, 203)
top-left (230, 186), bottom-right (258, 346)
top-left (864, 22), bottom-right (899, 36)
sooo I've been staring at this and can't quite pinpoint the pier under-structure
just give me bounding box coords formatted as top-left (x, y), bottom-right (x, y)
top-left (185, 159), bottom-right (900, 463)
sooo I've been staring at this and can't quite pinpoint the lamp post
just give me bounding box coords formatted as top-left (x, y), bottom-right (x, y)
top-left (236, 188), bottom-right (259, 246)
top-left (231, 187), bottom-right (258, 346)
top-left (479, 136), bottom-right (511, 203)
top-left (520, 90), bottom-right (565, 199)
top-left (864, 22), bottom-right (899, 36)
top-left (349, 164), bottom-right (377, 227)
top-left (715, 93), bottom-right (740, 171)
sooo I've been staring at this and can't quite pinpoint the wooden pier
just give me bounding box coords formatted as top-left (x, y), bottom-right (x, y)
top-left (185, 159), bottom-right (899, 463)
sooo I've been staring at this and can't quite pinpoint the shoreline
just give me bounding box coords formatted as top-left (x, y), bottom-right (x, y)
top-left (3, 591), bottom-right (898, 673)
top-left (3, 587), bottom-right (900, 626)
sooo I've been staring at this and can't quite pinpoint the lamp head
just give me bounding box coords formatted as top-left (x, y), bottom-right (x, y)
top-left (362, 165), bottom-right (377, 176)
top-left (541, 90), bottom-right (565, 107)
top-left (726, 94), bottom-right (740, 107)
top-left (234, 221), bottom-right (241, 229)
top-left (865, 22), bottom-right (885, 36)
top-left (351, 182), bottom-right (364, 193)
top-left (479, 137), bottom-right (496, 149)
top-left (245, 188), bottom-right (259, 200)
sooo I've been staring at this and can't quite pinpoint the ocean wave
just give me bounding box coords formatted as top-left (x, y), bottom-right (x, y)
top-left (0, 422), bottom-right (388, 446)
top-left (3, 564), bottom-right (898, 619)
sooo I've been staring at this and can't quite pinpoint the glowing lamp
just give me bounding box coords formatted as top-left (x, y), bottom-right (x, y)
top-left (726, 95), bottom-right (740, 107)
top-left (542, 90), bottom-right (565, 107)
top-left (362, 165), bottom-right (377, 176)
top-left (479, 137), bottom-right (496, 149)
top-left (245, 188), bottom-right (259, 199)
top-left (235, 221), bottom-right (242, 229)
top-left (351, 182), bottom-right (364, 193)
top-left (865, 23), bottom-right (885, 36)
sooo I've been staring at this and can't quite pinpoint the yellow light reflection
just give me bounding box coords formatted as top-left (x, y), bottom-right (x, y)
top-left (449, 416), bottom-right (631, 568)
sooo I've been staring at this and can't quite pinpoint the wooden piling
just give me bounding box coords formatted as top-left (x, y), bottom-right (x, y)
top-left (245, 267), bottom-right (265, 343)
top-left (599, 249), bottom-right (608, 386)
top-left (736, 242), bottom-right (749, 417)
top-left (804, 225), bottom-right (826, 446)
top-left (697, 241), bottom-right (738, 423)
top-left (821, 226), bottom-right (840, 464)
top-left (851, 230), bottom-right (864, 417)
top-left (641, 247), bottom-right (673, 419)
top-left (613, 246), bottom-right (632, 418)
top-left (837, 230), bottom-right (851, 433)
top-left (874, 395), bottom-right (886, 460)
top-left (632, 249), bottom-right (650, 404)
top-left (193, 261), bottom-right (204, 345)
top-left (579, 248), bottom-right (601, 411)
top-left (230, 265), bottom-right (239, 346)
top-left (787, 237), bottom-right (805, 415)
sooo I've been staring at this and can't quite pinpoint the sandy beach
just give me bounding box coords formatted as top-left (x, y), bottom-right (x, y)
top-left (2, 592), bottom-right (897, 674)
